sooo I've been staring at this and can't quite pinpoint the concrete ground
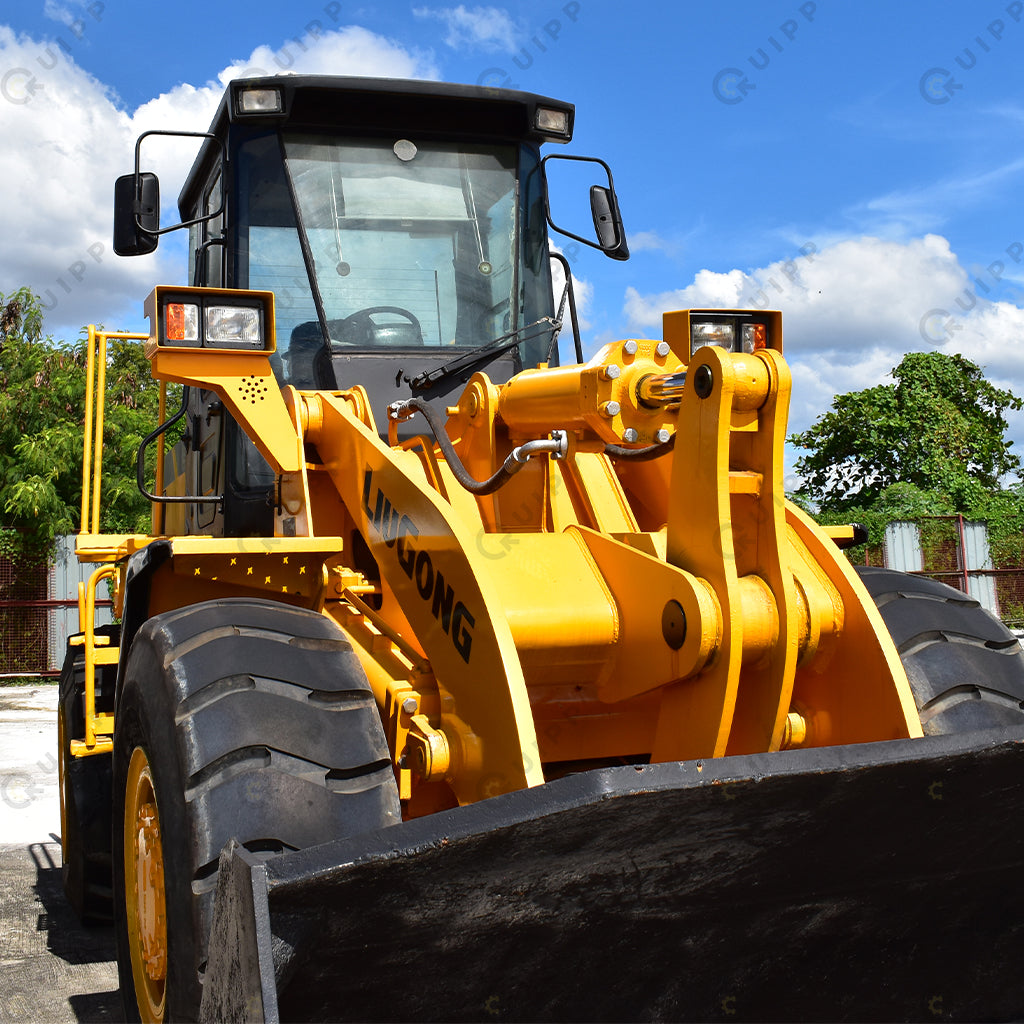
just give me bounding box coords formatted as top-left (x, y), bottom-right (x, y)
top-left (0, 686), bottom-right (119, 1023)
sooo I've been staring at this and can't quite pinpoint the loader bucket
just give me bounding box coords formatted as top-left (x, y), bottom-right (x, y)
top-left (200, 728), bottom-right (1024, 1023)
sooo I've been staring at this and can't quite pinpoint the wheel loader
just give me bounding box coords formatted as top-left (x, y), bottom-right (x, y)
top-left (57, 75), bottom-right (1024, 1023)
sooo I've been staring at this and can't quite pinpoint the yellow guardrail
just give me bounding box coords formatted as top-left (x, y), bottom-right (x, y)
top-left (80, 326), bottom-right (150, 537)
top-left (69, 565), bottom-right (118, 757)
top-left (72, 326), bottom-right (148, 758)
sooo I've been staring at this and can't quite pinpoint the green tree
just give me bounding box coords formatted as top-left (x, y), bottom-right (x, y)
top-left (790, 352), bottom-right (1022, 513)
top-left (0, 288), bottom-right (167, 561)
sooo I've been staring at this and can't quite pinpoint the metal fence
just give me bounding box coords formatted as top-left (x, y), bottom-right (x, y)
top-left (860, 515), bottom-right (1024, 629)
top-left (2, 519), bottom-right (1022, 674)
top-left (0, 535), bottom-right (112, 677)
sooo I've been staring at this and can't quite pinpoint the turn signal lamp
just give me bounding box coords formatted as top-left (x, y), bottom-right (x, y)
top-left (165, 303), bottom-right (199, 343)
top-left (742, 323), bottom-right (767, 353)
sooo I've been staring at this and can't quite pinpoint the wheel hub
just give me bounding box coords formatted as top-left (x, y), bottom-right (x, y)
top-left (135, 799), bottom-right (166, 978)
top-left (125, 746), bottom-right (168, 1021)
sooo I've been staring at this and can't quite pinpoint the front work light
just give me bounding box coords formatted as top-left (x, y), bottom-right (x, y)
top-left (145, 286), bottom-right (275, 352)
top-left (690, 314), bottom-right (771, 359)
top-left (691, 321), bottom-right (735, 352)
top-left (205, 305), bottom-right (261, 344)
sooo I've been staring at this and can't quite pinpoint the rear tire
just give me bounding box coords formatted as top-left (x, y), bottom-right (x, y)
top-left (856, 566), bottom-right (1024, 733)
top-left (58, 624), bottom-right (118, 924)
top-left (112, 598), bottom-right (400, 1022)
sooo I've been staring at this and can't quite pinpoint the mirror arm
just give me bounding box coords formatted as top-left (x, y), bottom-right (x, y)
top-left (132, 130), bottom-right (227, 237)
top-left (541, 153), bottom-right (629, 260)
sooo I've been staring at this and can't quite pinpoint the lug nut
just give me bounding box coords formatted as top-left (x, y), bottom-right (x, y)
top-left (601, 401), bottom-right (621, 418)
top-left (655, 341), bottom-right (670, 358)
top-left (622, 428), bottom-right (639, 443)
top-left (623, 340), bottom-right (639, 356)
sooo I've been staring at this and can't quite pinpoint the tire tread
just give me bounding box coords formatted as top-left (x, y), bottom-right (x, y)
top-left (856, 566), bottom-right (1024, 734)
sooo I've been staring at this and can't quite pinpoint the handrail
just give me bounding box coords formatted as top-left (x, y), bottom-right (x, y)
top-left (69, 564), bottom-right (118, 757)
top-left (79, 328), bottom-right (150, 536)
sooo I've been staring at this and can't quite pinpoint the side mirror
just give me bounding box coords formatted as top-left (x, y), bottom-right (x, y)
top-left (590, 186), bottom-right (629, 261)
top-left (542, 154), bottom-right (630, 262)
top-left (113, 172), bottom-right (160, 256)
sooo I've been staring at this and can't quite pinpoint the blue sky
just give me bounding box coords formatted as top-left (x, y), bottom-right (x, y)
top-left (3, 0), bottom-right (1024, 479)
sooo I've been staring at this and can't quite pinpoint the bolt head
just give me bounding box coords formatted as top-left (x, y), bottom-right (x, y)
top-left (402, 697), bottom-right (418, 715)
top-left (623, 340), bottom-right (639, 356)
top-left (655, 341), bottom-right (670, 358)
top-left (622, 427), bottom-right (639, 443)
top-left (602, 364), bottom-right (621, 380)
top-left (601, 400), bottom-right (621, 417)
top-left (655, 429), bottom-right (671, 444)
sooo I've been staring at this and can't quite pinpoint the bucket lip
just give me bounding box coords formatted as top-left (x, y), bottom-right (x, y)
top-left (264, 724), bottom-right (1024, 888)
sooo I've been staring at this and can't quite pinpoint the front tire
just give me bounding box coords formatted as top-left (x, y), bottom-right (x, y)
top-left (856, 566), bottom-right (1024, 733)
top-left (112, 599), bottom-right (400, 1022)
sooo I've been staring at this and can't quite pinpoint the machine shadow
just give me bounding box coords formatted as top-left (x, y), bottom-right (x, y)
top-left (29, 840), bottom-right (121, 1022)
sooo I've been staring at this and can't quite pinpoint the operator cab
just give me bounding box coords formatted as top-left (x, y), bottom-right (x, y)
top-left (114, 76), bottom-right (627, 537)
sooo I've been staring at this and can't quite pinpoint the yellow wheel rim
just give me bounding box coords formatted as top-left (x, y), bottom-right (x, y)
top-left (124, 746), bottom-right (168, 1023)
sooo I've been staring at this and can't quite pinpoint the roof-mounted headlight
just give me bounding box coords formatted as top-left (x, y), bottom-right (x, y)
top-left (236, 87), bottom-right (283, 115)
top-left (535, 106), bottom-right (572, 139)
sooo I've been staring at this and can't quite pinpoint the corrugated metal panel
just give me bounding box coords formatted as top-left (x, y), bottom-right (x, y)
top-left (883, 521), bottom-right (923, 573)
top-left (48, 534), bottom-right (113, 670)
top-left (963, 521), bottom-right (999, 617)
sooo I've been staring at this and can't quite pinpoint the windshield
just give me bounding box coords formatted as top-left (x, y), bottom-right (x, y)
top-left (254, 134), bottom-right (552, 386)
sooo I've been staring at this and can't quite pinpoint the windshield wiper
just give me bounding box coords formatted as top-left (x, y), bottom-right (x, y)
top-left (403, 317), bottom-right (561, 391)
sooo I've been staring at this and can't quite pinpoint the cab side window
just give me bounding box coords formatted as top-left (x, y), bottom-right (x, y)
top-left (203, 169), bottom-right (224, 287)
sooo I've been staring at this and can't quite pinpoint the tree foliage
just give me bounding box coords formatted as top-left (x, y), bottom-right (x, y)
top-left (790, 352), bottom-right (1022, 514)
top-left (0, 288), bottom-right (166, 561)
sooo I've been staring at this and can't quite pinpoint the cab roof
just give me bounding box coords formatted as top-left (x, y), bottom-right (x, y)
top-left (179, 75), bottom-right (575, 214)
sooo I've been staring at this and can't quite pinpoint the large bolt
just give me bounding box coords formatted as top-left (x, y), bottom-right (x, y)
top-left (623, 340), bottom-right (639, 356)
top-left (402, 697), bottom-right (418, 715)
top-left (600, 364), bottom-right (621, 381)
top-left (655, 429), bottom-right (671, 444)
top-left (622, 428), bottom-right (639, 443)
top-left (694, 364), bottom-right (714, 399)
top-left (655, 341), bottom-right (670, 357)
top-left (601, 401), bottom-right (621, 418)
top-left (662, 600), bottom-right (687, 650)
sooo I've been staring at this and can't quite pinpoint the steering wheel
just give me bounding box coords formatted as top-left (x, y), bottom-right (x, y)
top-left (334, 307), bottom-right (423, 347)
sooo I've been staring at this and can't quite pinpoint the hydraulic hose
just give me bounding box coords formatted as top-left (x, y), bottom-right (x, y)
top-left (604, 433), bottom-right (676, 461)
top-left (389, 398), bottom-right (567, 495)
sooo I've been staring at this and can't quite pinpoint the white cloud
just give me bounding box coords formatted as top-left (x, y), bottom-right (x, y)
top-left (622, 234), bottom-right (1024, 467)
top-left (217, 26), bottom-right (437, 84)
top-left (0, 26), bottom-right (436, 338)
top-left (847, 158), bottom-right (1024, 238)
top-left (626, 230), bottom-right (682, 257)
top-left (412, 5), bottom-right (521, 52)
